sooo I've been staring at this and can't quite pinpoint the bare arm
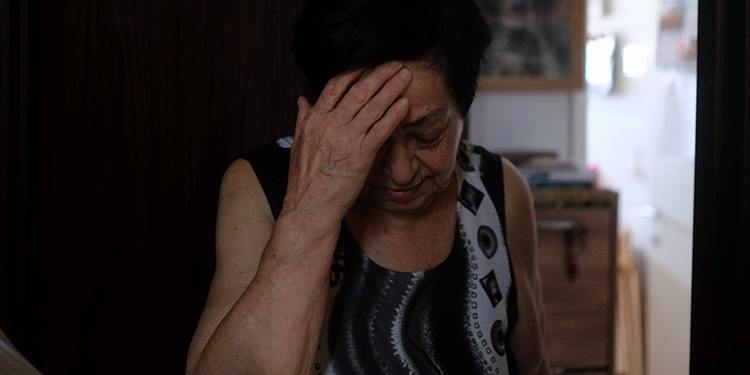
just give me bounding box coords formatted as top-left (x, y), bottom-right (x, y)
top-left (186, 62), bottom-right (413, 374)
top-left (502, 159), bottom-right (551, 375)
top-left (186, 159), bottom-right (339, 375)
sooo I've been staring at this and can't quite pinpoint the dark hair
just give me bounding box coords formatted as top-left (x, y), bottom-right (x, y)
top-left (293, 0), bottom-right (491, 117)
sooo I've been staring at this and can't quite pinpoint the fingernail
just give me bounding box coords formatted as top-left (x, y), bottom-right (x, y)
top-left (398, 68), bottom-right (411, 79)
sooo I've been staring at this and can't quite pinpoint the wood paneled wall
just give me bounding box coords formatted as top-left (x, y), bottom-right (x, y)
top-left (2, 0), bottom-right (307, 372)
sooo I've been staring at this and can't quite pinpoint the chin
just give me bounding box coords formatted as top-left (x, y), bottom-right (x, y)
top-left (378, 199), bottom-right (428, 214)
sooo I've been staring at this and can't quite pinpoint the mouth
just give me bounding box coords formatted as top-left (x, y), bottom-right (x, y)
top-left (382, 182), bottom-right (422, 203)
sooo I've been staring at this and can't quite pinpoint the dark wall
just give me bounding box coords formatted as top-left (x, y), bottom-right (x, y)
top-left (1, 0), bottom-right (306, 372)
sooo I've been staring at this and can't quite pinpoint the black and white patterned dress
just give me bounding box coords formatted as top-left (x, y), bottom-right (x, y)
top-left (242, 138), bottom-right (519, 375)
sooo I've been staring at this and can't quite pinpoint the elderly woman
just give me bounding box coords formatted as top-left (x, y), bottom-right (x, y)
top-left (187, 0), bottom-right (548, 374)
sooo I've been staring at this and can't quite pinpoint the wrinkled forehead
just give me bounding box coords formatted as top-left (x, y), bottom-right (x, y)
top-left (399, 61), bottom-right (455, 123)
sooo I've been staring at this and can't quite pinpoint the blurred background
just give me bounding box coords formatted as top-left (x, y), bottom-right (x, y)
top-left (0, 0), bottom-right (716, 374)
top-left (469, 1), bottom-right (696, 374)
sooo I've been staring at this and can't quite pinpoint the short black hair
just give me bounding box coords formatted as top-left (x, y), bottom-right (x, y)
top-left (293, 0), bottom-right (491, 117)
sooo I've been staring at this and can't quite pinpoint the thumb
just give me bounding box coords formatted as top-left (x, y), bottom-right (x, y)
top-left (296, 96), bottom-right (311, 124)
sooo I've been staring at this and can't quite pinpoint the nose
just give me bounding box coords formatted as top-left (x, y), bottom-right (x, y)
top-left (381, 137), bottom-right (417, 186)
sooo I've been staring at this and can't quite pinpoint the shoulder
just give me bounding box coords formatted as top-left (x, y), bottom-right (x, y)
top-left (216, 158), bottom-right (275, 253)
top-left (462, 142), bottom-right (535, 248)
top-left (221, 158), bottom-right (257, 192)
top-left (234, 138), bottom-right (293, 218)
top-left (501, 159), bottom-right (533, 217)
top-left (500, 158), bottom-right (536, 268)
top-left (220, 159), bottom-right (267, 212)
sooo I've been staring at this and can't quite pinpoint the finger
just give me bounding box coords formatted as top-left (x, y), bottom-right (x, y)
top-left (294, 96), bottom-right (312, 137)
top-left (296, 96), bottom-right (311, 124)
top-left (362, 97), bottom-right (409, 154)
top-left (333, 61), bottom-right (405, 125)
top-left (315, 69), bottom-right (366, 112)
top-left (350, 67), bottom-right (412, 131)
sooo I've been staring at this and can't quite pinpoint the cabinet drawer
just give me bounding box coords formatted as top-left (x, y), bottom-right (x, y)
top-left (535, 206), bottom-right (616, 374)
top-left (544, 311), bottom-right (610, 370)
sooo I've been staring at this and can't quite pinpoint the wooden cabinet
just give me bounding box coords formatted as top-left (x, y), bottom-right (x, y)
top-left (532, 188), bottom-right (618, 374)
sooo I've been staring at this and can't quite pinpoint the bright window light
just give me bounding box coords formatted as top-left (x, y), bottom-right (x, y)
top-left (622, 43), bottom-right (651, 78)
top-left (586, 35), bottom-right (616, 90)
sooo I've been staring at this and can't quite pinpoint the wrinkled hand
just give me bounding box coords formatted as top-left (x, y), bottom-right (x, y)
top-left (281, 62), bottom-right (412, 225)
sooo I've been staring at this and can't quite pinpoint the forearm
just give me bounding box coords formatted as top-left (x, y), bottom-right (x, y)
top-left (190, 212), bottom-right (340, 375)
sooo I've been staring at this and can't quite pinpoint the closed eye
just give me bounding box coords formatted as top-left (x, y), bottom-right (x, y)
top-left (413, 132), bottom-right (443, 145)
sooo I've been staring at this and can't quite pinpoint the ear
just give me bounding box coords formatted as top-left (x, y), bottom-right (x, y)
top-left (456, 117), bottom-right (466, 140)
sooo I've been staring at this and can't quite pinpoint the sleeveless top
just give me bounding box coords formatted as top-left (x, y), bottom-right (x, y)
top-left (241, 137), bottom-right (519, 375)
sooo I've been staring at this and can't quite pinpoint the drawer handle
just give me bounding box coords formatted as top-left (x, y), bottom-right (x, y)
top-left (537, 220), bottom-right (587, 281)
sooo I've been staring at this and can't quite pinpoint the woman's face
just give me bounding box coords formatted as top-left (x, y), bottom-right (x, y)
top-left (357, 61), bottom-right (464, 214)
